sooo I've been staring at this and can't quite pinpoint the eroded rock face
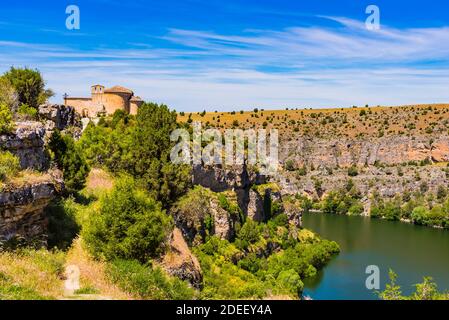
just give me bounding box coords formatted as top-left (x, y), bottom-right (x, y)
top-left (280, 135), bottom-right (449, 168)
top-left (0, 173), bottom-right (62, 246)
top-left (246, 189), bottom-right (265, 222)
top-left (191, 165), bottom-right (300, 227)
top-left (0, 121), bottom-right (49, 171)
top-left (171, 187), bottom-right (238, 244)
top-left (209, 199), bottom-right (236, 241)
top-left (192, 164), bottom-right (266, 192)
top-left (39, 104), bottom-right (80, 132)
top-left (160, 228), bottom-right (203, 289)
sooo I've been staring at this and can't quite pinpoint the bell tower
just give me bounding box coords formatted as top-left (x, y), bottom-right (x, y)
top-left (91, 84), bottom-right (105, 105)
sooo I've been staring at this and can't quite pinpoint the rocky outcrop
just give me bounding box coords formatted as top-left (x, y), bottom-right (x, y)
top-left (246, 189), bottom-right (265, 222)
top-left (38, 104), bottom-right (82, 138)
top-left (184, 165), bottom-right (300, 239)
top-left (0, 172), bottom-right (63, 246)
top-left (192, 164), bottom-right (266, 192)
top-left (160, 228), bottom-right (203, 289)
top-left (280, 135), bottom-right (449, 169)
top-left (209, 198), bottom-right (236, 240)
top-left (0, 121), bottom-right (49, 171)
top-left (171, 186), bottom-right (238, 245)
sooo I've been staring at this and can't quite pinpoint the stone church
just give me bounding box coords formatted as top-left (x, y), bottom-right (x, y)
top-left (65, 85), bottom-right (144, 117)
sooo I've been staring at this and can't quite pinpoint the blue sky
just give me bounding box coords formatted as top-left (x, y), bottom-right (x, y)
top-left (1, 0), bottom-right (449, 111)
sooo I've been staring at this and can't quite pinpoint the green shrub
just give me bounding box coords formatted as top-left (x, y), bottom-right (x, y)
top-left (285, 160), bottom-right (296, 171)
top-left (46, 198), bottom-right (81, 250)
top-left (83, 177), bottom-right (173, 263)
top-left (0, 103), bottom-right (14, 134)
top-left (17, 103), bottom-right (38, 120)
top-left (347, 165), bottom-right (359, 177)
top-left (0, 151), bottom-right (20, 181)
top-left (236, 219), bottom-right (261, 249)
top-left (48, 130), bottom-right (89, 194)
top-left (106, 259), bottom-right (194, 300)
top-left (276, 269), bottom-right (304, 296)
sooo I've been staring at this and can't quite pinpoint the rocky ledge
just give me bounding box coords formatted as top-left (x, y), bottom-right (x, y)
top-left (0, 172), bottom-right (63, 247)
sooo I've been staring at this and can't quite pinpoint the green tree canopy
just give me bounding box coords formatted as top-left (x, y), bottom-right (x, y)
top-left (83, 177), bottom-right (173, 263)
top-left (2, 67), bottom-right (54, 109)
top-left (48, 130), bottom-right (89, 194)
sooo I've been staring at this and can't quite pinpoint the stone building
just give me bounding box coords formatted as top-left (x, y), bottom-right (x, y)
top-left (65, 85), bottom-right (144, 117)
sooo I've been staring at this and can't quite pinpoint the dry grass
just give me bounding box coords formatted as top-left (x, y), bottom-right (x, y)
top-left (178, 104), bottom-right (449, 138)
top-left (0, 170), bottom-right (51, 191)
top-left (85, 168), bottom-right (114, 193)
top-left (65, 238), bottom-right (132, 300)
top-left (0, 249), bottom-right (66, 299)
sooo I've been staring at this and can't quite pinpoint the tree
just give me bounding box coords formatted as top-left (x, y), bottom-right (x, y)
top-left (2, 67), bottom-right (54, 109)
top-left (83, 177), bottom-right (173, 263)
top-left (130, 103), bottom-right (191, 207)
top-left (48, 130), bottom-right (89, 194)
top-left (378, 270), bottom-right (404, 300)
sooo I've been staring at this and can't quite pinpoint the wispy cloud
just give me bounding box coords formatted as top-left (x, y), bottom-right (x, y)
top-left (1, 16), bottom-right (449, 111)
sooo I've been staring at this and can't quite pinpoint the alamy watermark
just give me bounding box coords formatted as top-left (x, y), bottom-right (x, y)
top-left (170, 122), bottom-right (279, 175)
top-left (365, 265), bottom-right (380, 290)
top-left (365, 5), bottom-right (380, 30)
top-left (66, 5), bottom-right (80, 30)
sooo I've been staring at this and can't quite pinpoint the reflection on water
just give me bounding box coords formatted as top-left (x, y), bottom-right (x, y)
top-left (302, 213), bottom-right (449, 300)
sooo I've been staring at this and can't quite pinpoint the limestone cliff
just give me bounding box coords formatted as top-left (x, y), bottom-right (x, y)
top-left (0, 171), bottom-right (63, 247)
top-left (280, 134), bottom-right (449, 169)
top-left (0, 121), bottom-right (49, 171)
top-left (160, 228), bottom-right (203, 289)
top-left (172, 164), bottom-right (302, 246)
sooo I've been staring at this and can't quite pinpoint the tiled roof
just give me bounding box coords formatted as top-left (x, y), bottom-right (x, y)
top-left (104, 86), bottom-right (134, 94)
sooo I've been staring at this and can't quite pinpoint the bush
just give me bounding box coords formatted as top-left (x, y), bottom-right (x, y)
top-left (0, 103), bottom-right (14, 134)
top-left (276, 269), bottom-right (304, 296)
top-left (45, 198), bottom-right (81, 250)
top-left (2, 67), bottom-right (54, 109)
top-left (236, 219), bottom-right (261, 249)
top-left (48, 130), bottom-right (89, 194)
top-left (0, 77), bottom-right (18, 111)
top-left (347, 165), bottom-right (359, 177)
top-left (17, 103), bottom-right (38, 120)
top-left (83, 177), bottom-right (173, 263)
top-left (285, 160), bottom-right (296, 171)
top-left (106, 259), bottom-right (195, 300)
top-left (0, 151), bottom-right (20, 181)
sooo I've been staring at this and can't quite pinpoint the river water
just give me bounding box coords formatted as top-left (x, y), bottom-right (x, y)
top-left (302, 213), bottom-right (449, 300)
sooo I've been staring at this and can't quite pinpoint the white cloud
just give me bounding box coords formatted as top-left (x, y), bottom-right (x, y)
top-left (1, 17), bottom-right (449, 111)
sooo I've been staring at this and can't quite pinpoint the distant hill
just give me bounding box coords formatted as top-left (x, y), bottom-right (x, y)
top-left (178, 104), bottom-right (449, 139)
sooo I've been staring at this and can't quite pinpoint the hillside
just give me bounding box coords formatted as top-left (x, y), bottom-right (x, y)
top-left (180, 104), bottom-right (449, 228)
top-left (178, 104), bottom-right (449, 139)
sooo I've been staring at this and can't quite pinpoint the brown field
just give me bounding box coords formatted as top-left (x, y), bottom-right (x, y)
top-left (178, 104), bottom-right (449, 138)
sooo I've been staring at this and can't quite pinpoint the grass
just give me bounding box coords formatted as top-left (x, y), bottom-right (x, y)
top-left (178, 104), bottom-right (449, 139)
top-left (0, 169), bottom-right (50, 192)
top-left (64, 238), bottom-right (132, 300)
top-left (0, 249), bottom-right (66, 299)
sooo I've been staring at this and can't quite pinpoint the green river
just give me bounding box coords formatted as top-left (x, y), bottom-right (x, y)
top-left (302, 213), bottom-right (449, 300)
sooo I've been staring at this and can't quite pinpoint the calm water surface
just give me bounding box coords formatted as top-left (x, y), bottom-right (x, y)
top-left (302, 213), bottom-right (449, 300)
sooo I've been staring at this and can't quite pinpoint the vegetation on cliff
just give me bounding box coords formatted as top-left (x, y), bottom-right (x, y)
top-left (195, 226), bottom-right (339, 299)
top-left (306, 181), bottom-right (449, 229)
